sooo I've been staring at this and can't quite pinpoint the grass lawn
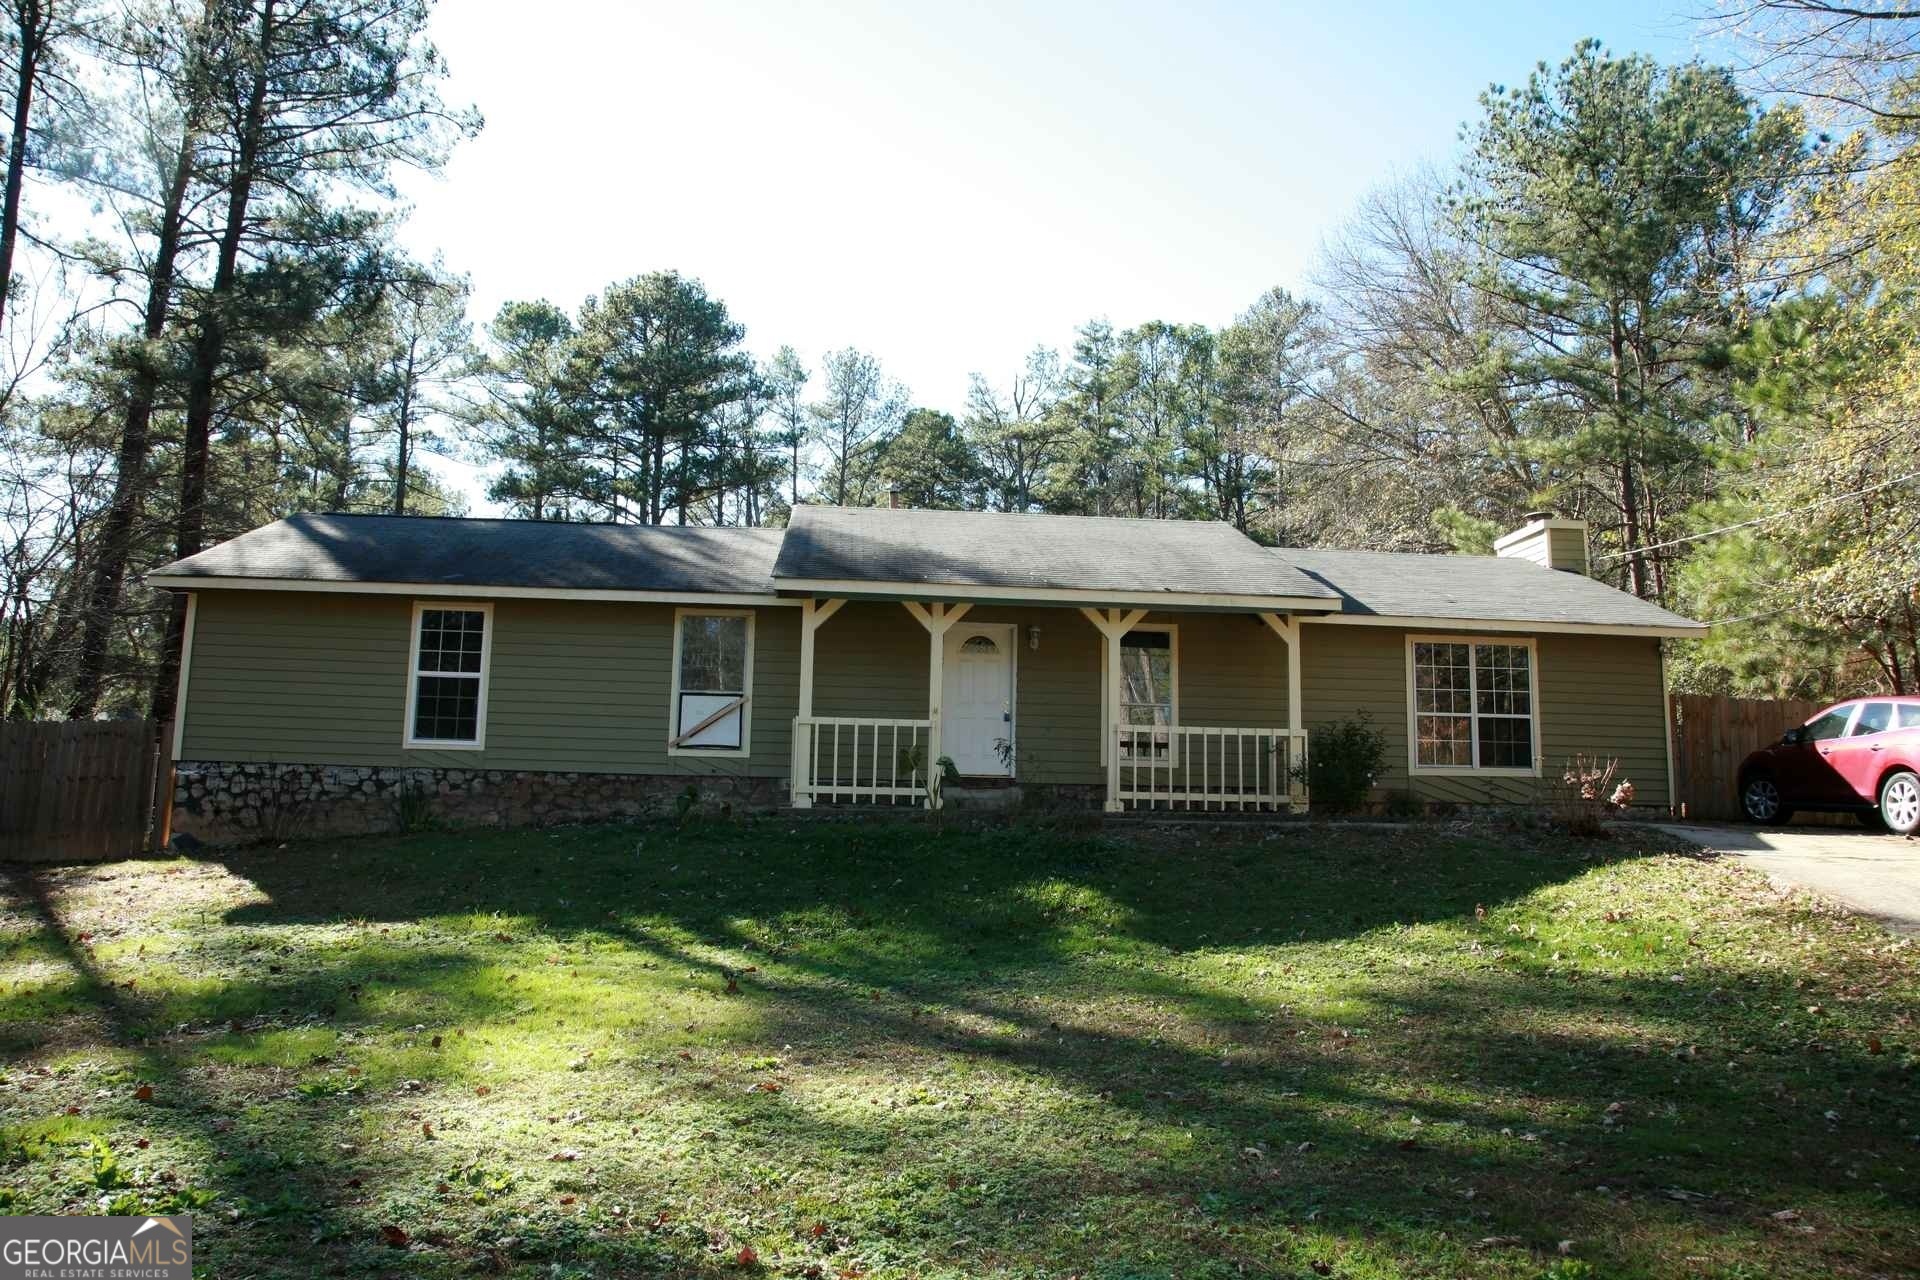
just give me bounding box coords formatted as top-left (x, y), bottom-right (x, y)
top-left (0, 816), bottom-right (1915, 1279)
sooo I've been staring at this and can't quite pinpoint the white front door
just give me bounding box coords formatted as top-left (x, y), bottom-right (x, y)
top-left (942, 624), bottom-right (1015, 776)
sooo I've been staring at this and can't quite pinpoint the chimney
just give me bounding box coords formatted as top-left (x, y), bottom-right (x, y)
top-left (888, 485), bottom-right (903, 510)
top-left (1494, 511), bottom-right (1589, 574)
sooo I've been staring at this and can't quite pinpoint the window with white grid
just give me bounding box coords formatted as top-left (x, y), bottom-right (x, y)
top-left (406, 604), bottom-right (491, 749)
top-left (1410, 638), bottom-right (1535, 772)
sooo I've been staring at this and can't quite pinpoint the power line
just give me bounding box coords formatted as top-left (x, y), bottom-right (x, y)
top-left (1591, 469), bottom-right (1920, 567)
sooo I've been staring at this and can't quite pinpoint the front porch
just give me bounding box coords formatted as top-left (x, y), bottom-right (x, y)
top-left (785, 598), bottom-right (1310, 813)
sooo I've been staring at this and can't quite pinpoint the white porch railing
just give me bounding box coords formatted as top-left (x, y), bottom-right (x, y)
top-left (791, 716), bottom-right (934, 807)
top-left (1113, 725), bottom-right (1308, 812)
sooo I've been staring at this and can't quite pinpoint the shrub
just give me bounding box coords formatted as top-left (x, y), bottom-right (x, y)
top-left (1307, 713), bottom-right (1389, 814)
top-left (1546, 755), bottom-right (1633, 837)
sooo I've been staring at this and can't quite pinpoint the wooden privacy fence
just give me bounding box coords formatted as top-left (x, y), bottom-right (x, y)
top-left (1669, 694), bottom-right (1849, 824)
top-left (0, 720), bottom-right (173, 862)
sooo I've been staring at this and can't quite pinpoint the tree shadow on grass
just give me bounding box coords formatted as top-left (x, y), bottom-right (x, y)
top-left (184, 819), bottom-right (1920, 1276)
top-left (0, 865), bottom-right (540, 1277)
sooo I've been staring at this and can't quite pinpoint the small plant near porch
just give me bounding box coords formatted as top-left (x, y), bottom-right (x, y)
top-left (1305, 711), bottom-right (1390, 813)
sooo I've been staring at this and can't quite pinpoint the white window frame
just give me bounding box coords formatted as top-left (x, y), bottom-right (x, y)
top-left (1102, 622), bottom-right (1178, 763)
top-left (669, 607), bottom-right (756, 758)
top-left (403, 601), bottom-right (493, 751)
top-left (1405, 634), bottom-right (1540, 777)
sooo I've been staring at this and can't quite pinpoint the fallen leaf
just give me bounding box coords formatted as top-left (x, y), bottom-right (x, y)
top-left (809, 1222), bottom-right (827, 1238)
top-left (379, 1224), bottom-right (409, 1249)
top-left (550, 1149), bottom-right (580, 1162)
top-left (134, 1138), bottom-right (149, 1149)
top-left (475, 1085), bottom-right (491, 1097)
top-left (430, 1035), bottom-right (442, 1049)
top-left (420, 1122), bottom-right (434, 1139)
top-left (133, 1085), bottom-right (153, 1103)
top-left (1868, 1036), bottom-right (1884, 1055)
top-left (736, 1245), bottom-right (758, 1267)
top-left (558, 1194), bottom-right (576, 1206)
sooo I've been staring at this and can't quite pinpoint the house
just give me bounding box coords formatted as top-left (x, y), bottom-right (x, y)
top-left (147, 506), bottom-right (1703, 840)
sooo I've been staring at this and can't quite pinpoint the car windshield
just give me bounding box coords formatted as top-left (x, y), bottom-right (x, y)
top-left (1804, 707), bottom-right (1854, 741)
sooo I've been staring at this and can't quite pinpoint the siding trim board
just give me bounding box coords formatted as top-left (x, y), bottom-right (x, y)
top-left (171, 592), bottom-right (197, 761)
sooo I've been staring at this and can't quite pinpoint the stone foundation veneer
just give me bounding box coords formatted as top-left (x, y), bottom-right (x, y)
top-left (172, 761), bottom-right (788, 845)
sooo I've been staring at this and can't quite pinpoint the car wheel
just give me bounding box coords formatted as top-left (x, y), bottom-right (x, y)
top-left (1879, 770), bottom-right (1920, 836)
top-left (1741, 774), bottom-right (1790, 824)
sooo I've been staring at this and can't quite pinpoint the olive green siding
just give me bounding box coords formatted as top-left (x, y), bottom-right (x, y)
top-left (1300, 623), bottom-right (1670, 808)
top-left (182, 591), bottom-right (799, 777)
top-left (181, 591), bottom-right (1669, 807)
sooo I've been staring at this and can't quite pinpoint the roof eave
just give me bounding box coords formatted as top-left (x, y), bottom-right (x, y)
top-left (143, 573), bottom-right (797, 607)
top-left (1303, 612), bottom-right (1706, 638)
top-left (770, 576), bottom-right (1339, 613)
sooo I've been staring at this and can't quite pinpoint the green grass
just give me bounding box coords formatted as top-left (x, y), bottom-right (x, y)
top-left (0, 815), bottom-right (1914, 1278)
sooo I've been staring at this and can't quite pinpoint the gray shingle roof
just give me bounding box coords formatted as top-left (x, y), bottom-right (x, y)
top-left (151, 510), bottom-right (1705, 632)
top-left (152, 513), bottom-right (783, 594)
top-left (773, 506), bottom-right (1339, 601)
top-left (1283, 547), bottom-right (1704, 631)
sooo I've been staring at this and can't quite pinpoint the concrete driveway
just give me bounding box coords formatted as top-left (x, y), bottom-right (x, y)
top-left (1654, 822), bottom-right (1920, 936)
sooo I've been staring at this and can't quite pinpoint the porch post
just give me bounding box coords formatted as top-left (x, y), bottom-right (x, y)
top-left (1080, 606), bottom-right (1148, 813)
top-left (902, 600), bottom-right (972, 808)
top-left (927, 605), bottom-right (944, 801)
top-left (1104, 617), bottom-right (1123, 812)
top-left (1260, 612), bottom-right (1307, 811)
top-left (793, 597), bottom-right (846, 808)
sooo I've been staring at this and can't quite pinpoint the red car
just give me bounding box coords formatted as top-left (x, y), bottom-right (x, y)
top-left (1738, 696), bottom-right (1920, 834)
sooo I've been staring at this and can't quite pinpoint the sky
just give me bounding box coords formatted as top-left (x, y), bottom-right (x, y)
top-left (393, 0), bottom-right (1717, 504)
